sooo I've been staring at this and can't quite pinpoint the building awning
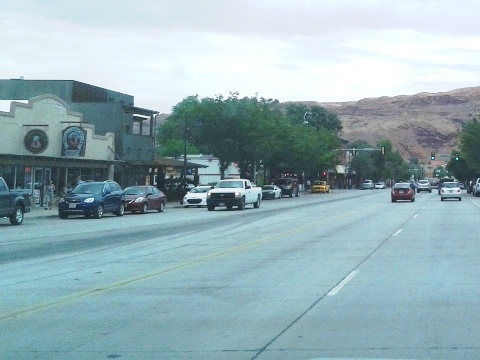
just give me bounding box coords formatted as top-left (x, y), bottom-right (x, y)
top-left (153, 156), bottom-right (208, 168)
top-left (123, 105), bottom-right (158, 117)
top-left (0, 154), bottom-right (120, 168)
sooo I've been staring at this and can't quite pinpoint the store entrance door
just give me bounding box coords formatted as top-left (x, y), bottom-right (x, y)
top-left (31, 167), bottom-right (52, 206)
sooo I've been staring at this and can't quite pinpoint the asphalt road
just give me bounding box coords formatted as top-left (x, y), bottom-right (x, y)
top-left (1, 189), bottom-right (480, 359)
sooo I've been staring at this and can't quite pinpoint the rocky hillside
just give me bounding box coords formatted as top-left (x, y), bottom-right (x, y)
top-left (308, 87), bottom-right (480, 161)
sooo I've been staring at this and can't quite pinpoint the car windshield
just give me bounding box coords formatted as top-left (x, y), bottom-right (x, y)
top-left (262, 185), bottom-right (274, 190)
top-left (217, 181), bottom-right (243, 188)
top-left (393, 183), bottom-right (410, 189)
top-left (443, 182), bottom-right (458, 188)
top-left (124, 186), bottom-right (145, 195)
top-left (191, 187), bottom-right (210, 193)
top-left (274, 179), bottom-right (292, 185)
top-left (72, 183), bottom-right (103, 195)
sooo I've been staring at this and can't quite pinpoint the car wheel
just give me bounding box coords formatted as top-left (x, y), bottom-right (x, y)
top-left (391, 199), bottom-right (396, 202)
top-left (141, 203), bottom-right (148, 214)
top-left (116, 202), bottom-right (125, 216)
top-left (207, 205), bottom-right (215, 211)
top-left (238, 197), bottom-right (245, 210)
top-left (441, 197), bottom-right (444, 201)
top-left (411, 198), bottom-right (415, 202)
top-left (9, 205), bottom-right (24, 225)
top-left (459, 197), bottom-right (462, 201)
top-left (94, 204), bottom-right (104, 218)
top-left (59, 211), bottom-right (68, 219)
top-left (158, 202), bottom-right (165, 212)
top-left (253, 195), bottom-right (261, 208)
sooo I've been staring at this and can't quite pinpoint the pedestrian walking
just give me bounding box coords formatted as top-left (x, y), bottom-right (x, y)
top-left (45, 179), bottom-right (55, 210)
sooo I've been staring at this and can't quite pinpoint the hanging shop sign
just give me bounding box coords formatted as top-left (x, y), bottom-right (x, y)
top-left (61, 126), bottom-right (86, 157)
top-left (24, 129), bottom-right (49, 154)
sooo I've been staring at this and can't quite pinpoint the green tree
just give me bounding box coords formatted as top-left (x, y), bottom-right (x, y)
top-left (285, 103), bottom-right (342, 133)
top-left (349, 139), bottom-right (409, 182)
top-left (459, 118), bottom-right (480, 174)
top-left (446, 150), bottom-right (472, 180)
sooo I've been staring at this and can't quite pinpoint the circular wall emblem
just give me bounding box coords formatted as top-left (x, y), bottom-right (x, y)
top-left (24, 129), bottom-right (49, 154)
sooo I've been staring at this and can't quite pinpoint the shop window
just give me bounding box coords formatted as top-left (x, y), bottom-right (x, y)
top-left (0, 165), bottom-right (15, 189)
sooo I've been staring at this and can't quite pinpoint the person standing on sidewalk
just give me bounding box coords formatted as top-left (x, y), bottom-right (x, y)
top-left (45, 179), bottom-right (55, 210)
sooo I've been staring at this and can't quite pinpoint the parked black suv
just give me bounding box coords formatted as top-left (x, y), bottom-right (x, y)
top-left (58, 180), bottom-right (125, 219)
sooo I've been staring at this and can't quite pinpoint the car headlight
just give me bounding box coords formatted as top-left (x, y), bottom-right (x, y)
top-left (234, 191), bottom-right (241, 198)
top-left (207, 191), bottom-right (212, 198)
top-left (59, 198), bottom-right (66, 203)
top-left (84, 197), bottom-right (95, 203)
top-left (134, 197), bottom-right (145, 203)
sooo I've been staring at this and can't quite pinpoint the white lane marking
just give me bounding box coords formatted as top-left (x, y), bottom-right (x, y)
top-left (393, 229), bottom-right (402, 237)
top-left (327, 270), bottom-right (359, 296)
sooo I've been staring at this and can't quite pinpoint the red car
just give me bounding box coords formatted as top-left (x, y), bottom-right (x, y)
top-left (124, 185), bottom-right (167, 213)
top-left (391, 182), bottom-right (415, 202)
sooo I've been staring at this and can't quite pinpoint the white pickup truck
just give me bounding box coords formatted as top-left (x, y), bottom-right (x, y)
top-left (206, 179), bottom-right (262, 211)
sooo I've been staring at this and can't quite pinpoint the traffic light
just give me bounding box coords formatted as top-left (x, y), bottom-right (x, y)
top-left (431, 152), bottom-right (435, 160)
top-left (380, 146), bottom-right (385, 155)
top-left (455, 153), bottom-right (459, 161)
top-left (322, 171), bottom-right (327, 177)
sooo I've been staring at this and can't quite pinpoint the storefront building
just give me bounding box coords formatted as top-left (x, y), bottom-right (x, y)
top-left (0, 78), bottom-right (159, 187)
top-left (0, 79), bottom-right (208, 200)
top-left (0, 95), bottom-right (116, 207)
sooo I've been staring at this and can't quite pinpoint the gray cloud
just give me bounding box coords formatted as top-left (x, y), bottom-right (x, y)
top-left (2, 0), bottom-right (480, 113)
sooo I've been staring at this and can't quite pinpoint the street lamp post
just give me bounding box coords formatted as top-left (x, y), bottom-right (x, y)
top-left (182, 117), bottom-right (187, 191)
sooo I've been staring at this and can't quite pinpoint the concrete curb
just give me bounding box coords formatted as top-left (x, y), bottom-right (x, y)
top-left (27, 202), bottom-right (181, 219)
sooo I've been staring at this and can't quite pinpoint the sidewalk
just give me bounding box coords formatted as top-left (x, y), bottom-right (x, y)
top-left (27, 201), bottom-right (180, 219)
top-left (28, 206), bottom-right (58, 219)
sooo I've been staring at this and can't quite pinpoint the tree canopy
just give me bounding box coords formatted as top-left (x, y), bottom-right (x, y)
top-left (157, 93), bottom-right (410, 184)
top-left (157, 94), bottom-right (345, 181)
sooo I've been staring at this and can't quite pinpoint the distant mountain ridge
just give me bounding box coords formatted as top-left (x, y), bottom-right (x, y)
top-left (306, 86), bottom-right (480, 161)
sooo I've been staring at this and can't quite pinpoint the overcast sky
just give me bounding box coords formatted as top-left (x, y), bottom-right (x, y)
top-left (2, 0), bottom-right (480, 113)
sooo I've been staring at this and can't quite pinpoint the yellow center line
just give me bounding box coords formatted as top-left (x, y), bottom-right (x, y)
top-left (1, 211), bottom-right (356, 321)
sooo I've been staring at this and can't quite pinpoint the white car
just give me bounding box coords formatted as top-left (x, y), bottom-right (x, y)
top-left (182, 186), bottom-right (212, 207)
top-left (374, 181), bottom-right (386, 189)
top-left (416, 179), bottom-right (432, 193)
top-left (261, 185), bottom-right (282, 199)
top-left (440, 182), bottom-right (462, 201)
top-left (361, 179), bottom-right (374, 190)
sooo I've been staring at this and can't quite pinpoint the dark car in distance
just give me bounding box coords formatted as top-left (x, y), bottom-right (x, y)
top-left (274, 178), bottom-right (299, 197)
top-left (391, 182), bottom-right (415, 202)
top-left (58, 180), bottom-right (125, 219)
top-left (124, 185), bottom-right (166, 213)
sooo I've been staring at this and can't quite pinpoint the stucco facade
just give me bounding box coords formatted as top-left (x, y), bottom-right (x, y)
top-left (0, 95), bottom-right (116, 207)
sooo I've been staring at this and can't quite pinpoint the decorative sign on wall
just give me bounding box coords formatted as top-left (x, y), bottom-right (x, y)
top-left (24, 129), bottom-right (49, 154)
top-left (61, 126), bottom-right (86, 157)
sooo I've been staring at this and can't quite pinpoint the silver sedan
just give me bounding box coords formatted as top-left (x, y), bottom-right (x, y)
top-left (440, 182), bottom-right (462, 201)
top-left (261, 185), bottom-right (282, 199)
